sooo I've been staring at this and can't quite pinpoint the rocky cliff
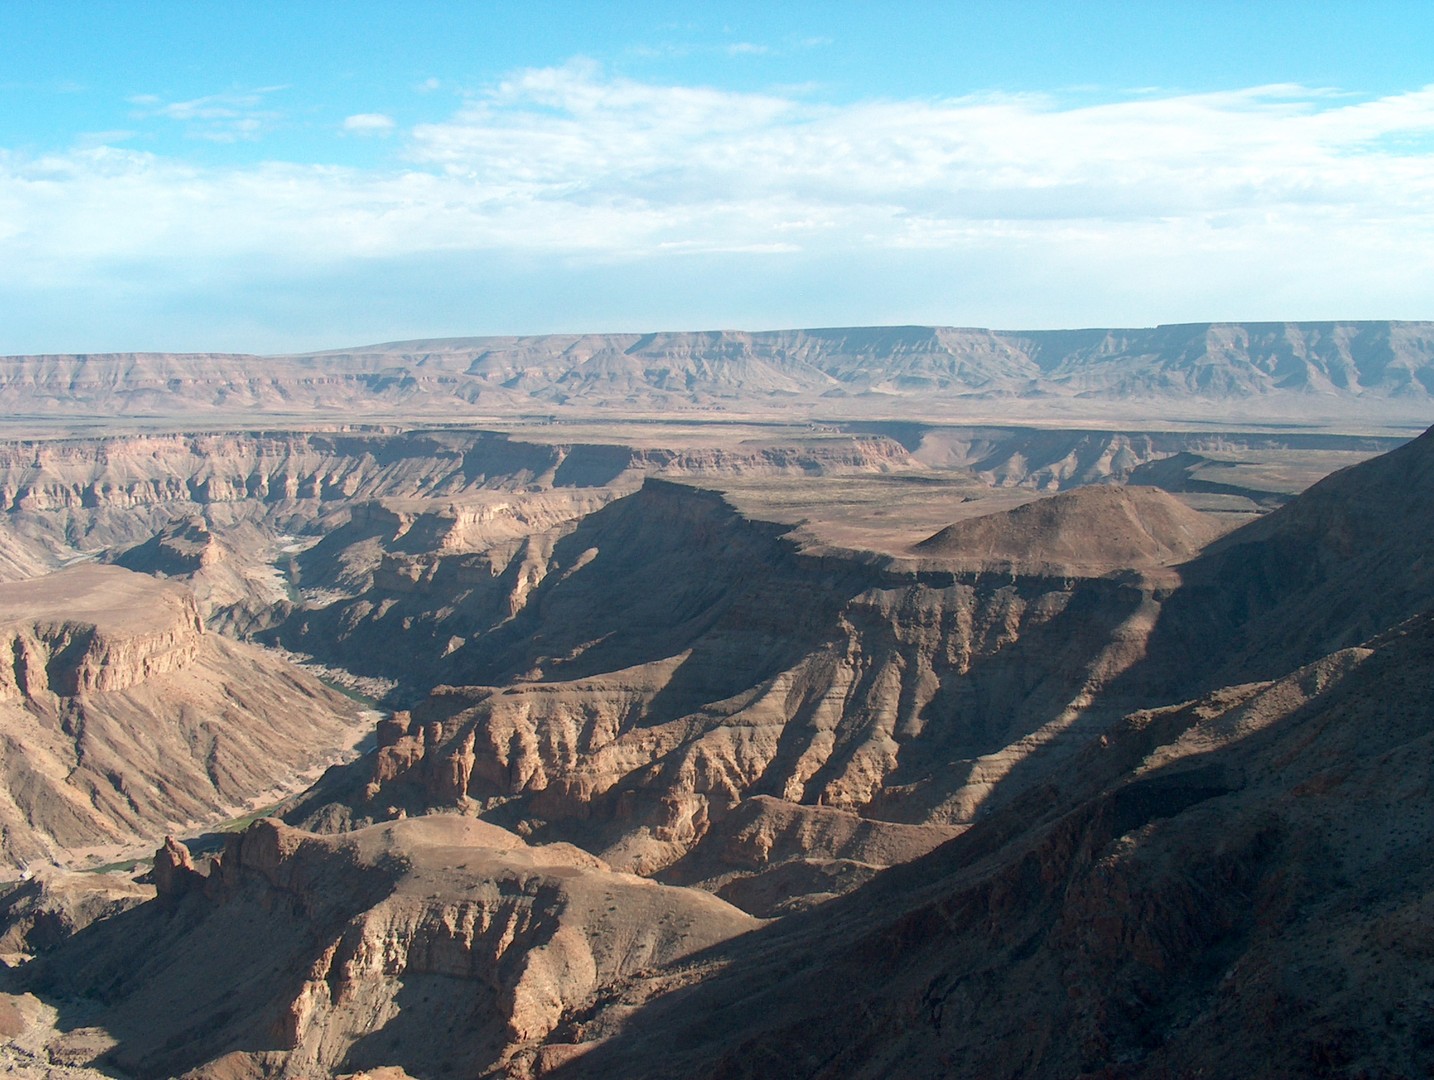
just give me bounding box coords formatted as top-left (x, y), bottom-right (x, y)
top-left (276, 479), bottom-right (1195, 899)
top-left (0, 565), bottom-right (369, 870)
top-left (24, 816), bottom-right (757, 1079)
top-left (0, 565), bottom-right (202, 699)
top-left (528, 614), bottom-right (1434, 1080)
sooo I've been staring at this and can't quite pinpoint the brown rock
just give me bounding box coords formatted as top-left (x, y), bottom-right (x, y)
top-left (152, 835), bottom-right (205, 899)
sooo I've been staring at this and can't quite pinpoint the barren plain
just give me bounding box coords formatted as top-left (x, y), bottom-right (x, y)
top-left (0, 322), bottom-right (1430, 1079)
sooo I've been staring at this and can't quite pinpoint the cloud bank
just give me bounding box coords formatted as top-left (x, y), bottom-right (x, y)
top-left (3, 64), bottom-right (1433, 349)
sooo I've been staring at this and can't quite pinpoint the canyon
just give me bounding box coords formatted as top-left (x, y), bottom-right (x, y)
top-left (0, 324), bottom-right (1429, 1078)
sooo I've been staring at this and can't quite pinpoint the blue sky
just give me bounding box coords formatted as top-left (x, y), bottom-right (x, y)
top-left (3, 1), bottom-right (1433, 353)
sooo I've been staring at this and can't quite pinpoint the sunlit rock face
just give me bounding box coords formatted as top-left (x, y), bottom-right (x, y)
top-left (0, 564), bottom-right (366, 871)
top-left (29, 817), bottom-right (758, 1079)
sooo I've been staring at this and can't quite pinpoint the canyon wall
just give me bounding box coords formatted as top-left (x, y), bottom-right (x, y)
top-left (3, 322), bottom-right (1433, 423)
top-left (0, 565), bottom-right (369, 870)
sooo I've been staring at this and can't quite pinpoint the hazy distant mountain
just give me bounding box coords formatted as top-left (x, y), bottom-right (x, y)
top-left (4, 321), bottom-right (1433, 426)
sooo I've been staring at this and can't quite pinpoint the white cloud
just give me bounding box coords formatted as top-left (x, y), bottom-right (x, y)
top-left (343, 113), bottom-right (397, 135)
top-left (3, 64), bottom-right (1434, 332)
top-left (128, 86), bottom-right (286, 142)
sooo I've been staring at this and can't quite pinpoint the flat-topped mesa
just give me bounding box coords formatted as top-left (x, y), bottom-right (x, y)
top-left (4, 322), bottom-right (1434, 428)
top-left (113, 515), bottom-right (224, 575)
top-left (0, 564), bottom-right (204, 700)
top-left (0, 562), bottom-right (369, 872)
top-left (912, 484), bottom-right (1227, 578)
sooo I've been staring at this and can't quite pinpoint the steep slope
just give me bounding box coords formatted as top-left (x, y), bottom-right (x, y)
top-left (1131, 422), bottom-right (1434, 696)
top-left (0, 565), bottom-right (369, 870)
top-left (279, 479), bottom-right (1195, 898)
top-left (23, 816), bottom-right (757, 1079)
top-left (531, 614), bottom-right (1434, 1080)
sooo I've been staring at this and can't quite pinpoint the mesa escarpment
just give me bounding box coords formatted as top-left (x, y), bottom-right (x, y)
top-left (0, 429), bottom-right (920, 519)
top-left (0, 564), bottom-right (203, 699)
top-left (0, 565), bottom-right (369, 871)
top-left (4, 322), bottom-right (1434, 425)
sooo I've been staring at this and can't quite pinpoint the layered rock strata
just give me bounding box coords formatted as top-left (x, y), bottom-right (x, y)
top-left (0, 565), bottom-right (368, 870)
top-left (526, 615), bottom-right (1434, 1080)
top-left (3, 322), bottom-right (1433, 422)
top-left (281, 480), bottom-right (1200, 902)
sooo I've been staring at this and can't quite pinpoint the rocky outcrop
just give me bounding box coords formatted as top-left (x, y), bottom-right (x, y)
top-left (0, 870), bottom-right (152, 957)
top-left (0, 565), bottom-right (369, 871)
top-left (150, 836), bottom-right (204, 899)
top-left (526, 615), bottom-right (1434, 1080)
top-left (26, 816), bottom-right (758, 1079)
top-left (113, 515), bottom-right (223, 575)
top-left (0, 565), bottom-right (203, 700)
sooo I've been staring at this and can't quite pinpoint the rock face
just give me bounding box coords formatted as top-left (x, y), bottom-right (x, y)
top-left (0, 870), bottom-right (152, 957)
top-left (527, 617), bottom-right (1434, 1080)
top-left (0, 429), bottom-right (914, 519)
top-left (0, 565), bottom-right (368, 870)
top-left (280, 479), bottom-right (1190, 897)
top-left (0, 564), bottom-right (203, 699)
top-left (3, 322), bottom-right (1434, 423)
top-left (112, 515), bottom-right (223, 575)
top-left (27, 816), bottom-right (757, 1079)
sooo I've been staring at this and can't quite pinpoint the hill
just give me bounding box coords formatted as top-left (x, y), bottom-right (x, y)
top-left (912, 484), bottom-right (1227, 577)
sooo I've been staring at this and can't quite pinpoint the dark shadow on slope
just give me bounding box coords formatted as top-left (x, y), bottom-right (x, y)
top-left (1108, 423), bottom-right (1434, 705)
top-left (445, 481), bottom-right (873, 716)
top-left (550, 443), bottom-right (637, 487)
top-left (542, 611), bottom-right (1434, 1080)
top-left (21, 836), bottom-right (402, 1080)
